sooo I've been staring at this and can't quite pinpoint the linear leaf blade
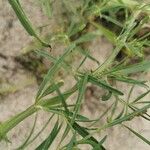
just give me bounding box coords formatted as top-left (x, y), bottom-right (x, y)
top-left (8, 0), bottom-right (50, 47)
top-left (35, 120), bottom-right (62, 150)
top-left (124, 125), bottom-right (150, 145)
top-left (88, 75), bottom-right (124, 95)
top-left (36, 44), bottom-right (76, 100)
top-left (113, 61), bottom-right (150, 75)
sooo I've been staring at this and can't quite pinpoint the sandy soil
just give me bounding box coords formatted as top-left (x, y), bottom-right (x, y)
top-left (0, 0), bottom-right (150, 150)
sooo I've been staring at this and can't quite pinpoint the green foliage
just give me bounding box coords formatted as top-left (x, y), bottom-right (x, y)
top-left (35, 119), bottom-right (62, 150)
top-left (1, 0), bottom-right (150, 149)
top-left (8, 0), bottom-right (50, 47)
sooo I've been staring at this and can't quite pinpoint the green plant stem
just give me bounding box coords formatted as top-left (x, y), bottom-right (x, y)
top-left (0, 106), bottom-right (38, 140)
top-left (0, 85), bottom-right (77, 140)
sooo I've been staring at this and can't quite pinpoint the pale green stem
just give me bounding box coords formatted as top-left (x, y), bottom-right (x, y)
top-left (0, 106), bottom-right (38, 140)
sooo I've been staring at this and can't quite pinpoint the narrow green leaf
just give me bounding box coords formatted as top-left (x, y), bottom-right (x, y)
top-left (128, 16), bottom-right (149, 40)
top-left (113, 61), bottom-right (150, 75)
top-left (76, 134), bottom-right (106, 150)
top-left (108, 98), bottom-right (118, 122)
top-left (16, 114), bottom-right (38, 150)
top-left (40, 81), bottom-right (64, 99)
top-left (128, 105), bottom-right (150, 121)
top-left (35, 49), bottom-right (71, 70)
top-left (24, 115), bottom-right (54, 148)
top-left (8, 0), bottom-right (50, 47)
top-left (90, 21), bottom-right (117, 44)
top-left (93, 135), bottom-right (107, 150)
top-left (110, 75), bottom-right (148, 87)
top-left (132, 90), bottom-right (150, 103)
top-left (124, 125), bottom-right (150, 145)
top-left (136, 101), bottom-right (150, 104)
top-left (39, 84), bottom-right (78, 108)
top-left (35, 120), bottom-right (62, 150)
top-left (114, 107), bottom-right (125, 120)
top-left (35, 49), bottom-right (56, 63)
top-left (56, 124), bottom-right (71, 149)
top-left (77, 47), bottom-right (100, 65)
top-left (101, 14), bottom-right (123, 28)
top-left (102, 104), bottom-right (150, 129)
top-left (36, 44), bottom-right (76, 100)
top-left (98, 135), bottom-right (107, 145)
top-left (71, 73), bottom-right (88, 124)
top-left (89, 104), bottom-right (113, 127)
top-left (8, 0), bottom-right (36, 36)
top-left (45, 108), bottom-right (89, 122)
top-left (66, 134), bottom-right (76, 150)
top-left (53, 82), bottom-right (69, 113)
top-left (77, 56), bottom-right (87, 70)
top-left (72, 122), bottom-right (105, 150)
top-left (88, 75), bottom-right (124, 95)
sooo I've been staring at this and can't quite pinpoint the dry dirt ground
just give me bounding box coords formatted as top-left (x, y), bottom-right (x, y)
top-left (0, 0), bottom-right (150, 150)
